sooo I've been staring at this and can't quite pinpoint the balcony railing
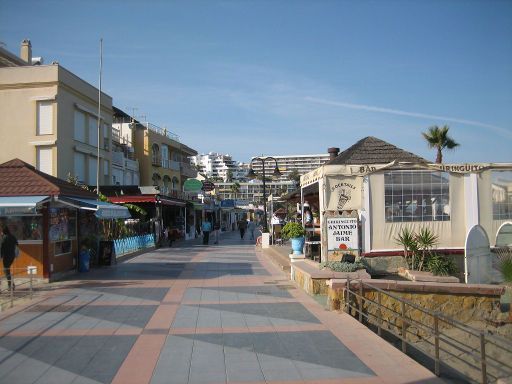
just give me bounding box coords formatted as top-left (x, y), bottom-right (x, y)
top-left (146, 123), bottom-right (180, 142)
top-left (170, 160), bottom-right (181, 171)
top-left (152, 155), bottom-right (161, 167)
top-left (112, 151), bottom-right (124, 166)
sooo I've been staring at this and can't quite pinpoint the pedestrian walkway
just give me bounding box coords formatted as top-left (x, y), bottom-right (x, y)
top-left (0, 231), bottom-right (443, 384)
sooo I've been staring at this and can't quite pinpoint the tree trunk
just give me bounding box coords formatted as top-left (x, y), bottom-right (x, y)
top-left (436, 147), bottom-right (443, 164)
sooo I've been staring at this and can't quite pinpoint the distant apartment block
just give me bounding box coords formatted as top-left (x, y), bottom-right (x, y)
top-left (190, 152), bottom-right (245, 181)
top-left (215, 181), bottom-right (295, 203)
top-left (250, 154), bottom-right (330, 181)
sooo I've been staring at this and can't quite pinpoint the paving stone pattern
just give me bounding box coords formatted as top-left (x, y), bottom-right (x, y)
top-left (0, 231), bottom-right (442, 383)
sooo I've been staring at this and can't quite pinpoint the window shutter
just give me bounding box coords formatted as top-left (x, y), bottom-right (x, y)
top-left (88, 157), bottom-right (98, 185)
top-left (74, 110), bottom-right (86, 142)
top-left (37, 101), bottom-right (53, 135)
top-left (74, 152), bottom-right (86, 182)
top-left (37, 147), bottom-right (53, 175)
top-left (89, 116), bottom-right (98, 146)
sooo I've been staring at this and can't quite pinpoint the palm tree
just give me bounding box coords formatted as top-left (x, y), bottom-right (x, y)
top-left (230, 182), bottom-right (240, 200)
top-left (422, 125), bottom-right (460, 164)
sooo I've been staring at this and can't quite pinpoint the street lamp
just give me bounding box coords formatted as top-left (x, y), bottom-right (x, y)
top-left (247, 156), bottom-right (281, 232)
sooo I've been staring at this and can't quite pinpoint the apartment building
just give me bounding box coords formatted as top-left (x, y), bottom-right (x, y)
top-left (250, 154), bottom-right (330, 181)
top-left (113, 108), bottom-right (198, 194)
top-left (190, 152), bottom-right (245, 181)
top-left (0, 40), bottom-right (114, 186)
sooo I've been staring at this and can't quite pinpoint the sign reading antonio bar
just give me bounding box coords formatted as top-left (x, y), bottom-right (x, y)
top-left (327, 217), bottom-right (358, 252)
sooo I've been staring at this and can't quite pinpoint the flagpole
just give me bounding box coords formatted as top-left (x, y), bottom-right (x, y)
top-left (96, 38), bottom-right (103, 194)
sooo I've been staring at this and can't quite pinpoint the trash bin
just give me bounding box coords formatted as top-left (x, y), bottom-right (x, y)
top-left (79, 249), bottom-right (90, 272)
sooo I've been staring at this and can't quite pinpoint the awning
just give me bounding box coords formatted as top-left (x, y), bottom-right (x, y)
top-left (109, 195), bottom-right (186, 207)
top-left (0, 195), bottom-right (49, 215)
top-left (56, 197), bottom-right (131, 219)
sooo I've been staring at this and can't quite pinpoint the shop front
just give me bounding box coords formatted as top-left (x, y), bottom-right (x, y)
top-left (299, 139), bottom-right (512, 264)
top-left (0, 159), bottom-right (130, 281)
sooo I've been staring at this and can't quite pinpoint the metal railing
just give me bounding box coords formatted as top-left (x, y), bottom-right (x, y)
top-left (1, 267), bottom-right (47, 311)
top-left (344, 277), bottom-right (512, 383)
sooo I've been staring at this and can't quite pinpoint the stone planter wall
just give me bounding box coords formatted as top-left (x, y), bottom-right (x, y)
top-left (327, 279), bottom-right (505, 338)
top-left (291, 260), bottom-right (370, 295)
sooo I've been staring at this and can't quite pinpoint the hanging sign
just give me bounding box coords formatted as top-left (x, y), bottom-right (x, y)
top-left (183, 179), bottom-right (203, 192)
top-left (202, 181), bottom-right (215, 192)
top-left (325, 176), bottom-right (363, 211)
top-left (327, 217), bottom-right (358, 252)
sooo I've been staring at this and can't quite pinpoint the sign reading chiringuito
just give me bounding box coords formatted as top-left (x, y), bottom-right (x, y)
top-left (327, 217), bottom-right (358, 252)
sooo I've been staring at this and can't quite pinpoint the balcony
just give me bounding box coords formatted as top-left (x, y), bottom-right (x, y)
top-left (152, 155), bottom-right (161, 167)
top-left (146, 123), bottom-right (180, 142)
top-left (170, 160), bottom-right (181, 171)
top-left (180, 162), bottom-right (197, 178)
top-left (112, 151), bottom-right (124, 167)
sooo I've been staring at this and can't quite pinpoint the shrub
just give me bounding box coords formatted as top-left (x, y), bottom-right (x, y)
top-left (496, 247), bottom-right (512, 283)
top-left (280, 222), bottom-right (305, 239)
top-left (320, 260), bottom-right (366, 273)
top-left (426, 254), bottom-right (457, 276)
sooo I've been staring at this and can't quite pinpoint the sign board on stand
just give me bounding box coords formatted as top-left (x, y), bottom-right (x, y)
top-left (327, 217), bottom-right (358, 254)
top-left (202, 181), bottom-right (215, 192)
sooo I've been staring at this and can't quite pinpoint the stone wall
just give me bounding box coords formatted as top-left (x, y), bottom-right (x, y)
top-left (291, 260), bottom-right (370, 295)
top-left (327, 279), bottom-right (504, 338)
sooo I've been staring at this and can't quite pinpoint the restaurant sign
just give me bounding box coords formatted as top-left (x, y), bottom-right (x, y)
top-left (327, 217), bottom-right (358, 252)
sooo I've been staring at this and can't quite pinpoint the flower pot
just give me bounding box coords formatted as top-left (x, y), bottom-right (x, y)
top-left (291, 236), bottom-right (305, 255)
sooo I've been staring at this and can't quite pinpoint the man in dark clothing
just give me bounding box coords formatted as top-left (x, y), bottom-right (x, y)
top-left (1, 227), bottom-right (18, 291)
top-left (238, 218), bottom-right (247, 239)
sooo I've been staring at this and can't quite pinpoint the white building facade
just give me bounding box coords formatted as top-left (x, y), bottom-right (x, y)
top-left (190, 152), bottom-right (245, 181)
top-left (250, 154), bottom-right (330, 181)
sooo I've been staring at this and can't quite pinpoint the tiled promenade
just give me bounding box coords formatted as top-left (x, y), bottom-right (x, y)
top-left (0, 232), bottom-right (444, 383)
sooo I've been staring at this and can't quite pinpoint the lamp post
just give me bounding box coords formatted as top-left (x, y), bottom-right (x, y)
top-left (247, 157), bottom-right (281, 233)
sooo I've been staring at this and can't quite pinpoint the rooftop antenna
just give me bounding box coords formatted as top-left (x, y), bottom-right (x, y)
top-left (96, 38), bottom-right (103, 194)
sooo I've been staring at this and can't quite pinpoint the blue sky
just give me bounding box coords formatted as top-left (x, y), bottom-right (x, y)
top-left (1, 0), bottom-right (511, 163)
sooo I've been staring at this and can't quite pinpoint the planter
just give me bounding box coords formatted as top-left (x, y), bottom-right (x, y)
top-left (291, 236), bottom-right (305, 255)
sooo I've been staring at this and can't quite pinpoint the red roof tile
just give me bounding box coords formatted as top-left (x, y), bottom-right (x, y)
top-left (0, 159), bottom-right (97, 198)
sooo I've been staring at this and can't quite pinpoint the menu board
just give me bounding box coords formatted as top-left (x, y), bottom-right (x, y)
top-left (49, 208), bottom-right (75, 241)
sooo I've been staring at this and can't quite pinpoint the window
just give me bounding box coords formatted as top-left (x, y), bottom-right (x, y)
top-left (492, 170), bottom-right (512, 220)
top-left (0, 216), bottom-right (43, 241)
top-left (74, 152), bottom-right (86, 183)
top-left (88, 116), bottom-right (98, 146)
top-left (103, 123), bottom-right (110, 150)
top-left (103, 159), bottom-right (110, 184)
top-left (36, 147), bottom-right (53, 175)
top-left (161, 145), bottom-right (169, 168)
top-left (152, 144), bottom-right (160, 165)
top-left (384, 171), bottom-right (450, 222)
top-left (88, 157), bottom-right (98, 185)
top-left (152, 173), bottom-right (162, 187)
top-left (172, 176), bottom-right (179, 190)
top-left (162, 175), bottom-right (171, 194)
top-left (74, 110), bottom-right (86, 142)
top-left (37, 101), bottom-right (53, 135)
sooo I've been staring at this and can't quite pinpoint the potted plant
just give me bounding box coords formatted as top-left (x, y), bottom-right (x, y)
top-left (281, 222), bottom-right (306, 255)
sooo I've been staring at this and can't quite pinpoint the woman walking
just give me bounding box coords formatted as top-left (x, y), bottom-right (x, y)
top-left (1, 226), bottom-right (18, 291)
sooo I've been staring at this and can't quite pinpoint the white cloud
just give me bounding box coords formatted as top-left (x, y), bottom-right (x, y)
top-left (305, 97), bottom-right (512, 139)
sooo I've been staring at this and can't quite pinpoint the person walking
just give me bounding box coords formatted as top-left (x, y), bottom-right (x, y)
top-left (247, 218), bottom-right (256, 241)
top-left (238, 218), bottom-right (248, 239)
top-left (1, 226), bottom-right (18, 291)
top-left (213, 221), bottom-right (220, 244)
top-left (201, 219), bottom-right (212, 245)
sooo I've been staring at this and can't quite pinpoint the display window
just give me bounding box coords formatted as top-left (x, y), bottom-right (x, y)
top-left (384, 171), bottom-right (450, 222)
top-left (492, 170), bottom-right (512, 220)
top-left (0, 215), bottom-right (43, 241)
top-left (48, 208), bottom-right (76, 241)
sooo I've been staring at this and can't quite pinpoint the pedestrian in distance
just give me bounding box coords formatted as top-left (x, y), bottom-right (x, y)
top-left (238, 218), bottom-right (248, 239)
top-left (213, 221), bottom-right (220, 244)
top-left (247, 218), bottom-right (256, 240)
top-left (201, 219), bottom-right (212, 245)
top-left (1, 226), bottom-right (18, 291)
